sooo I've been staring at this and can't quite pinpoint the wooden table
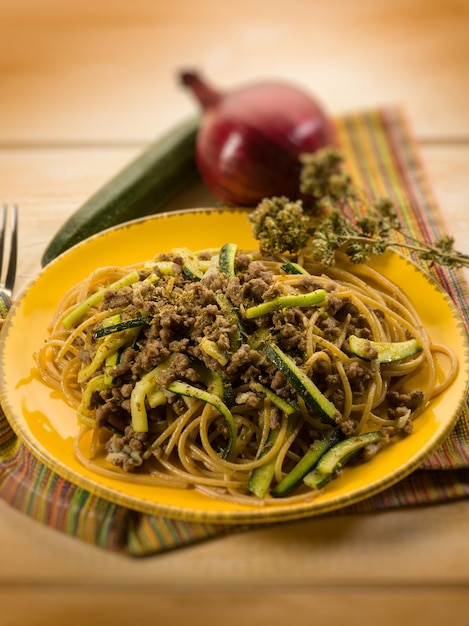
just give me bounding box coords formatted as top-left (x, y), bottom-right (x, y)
top-left (1, 1), bottom-right (468, 624)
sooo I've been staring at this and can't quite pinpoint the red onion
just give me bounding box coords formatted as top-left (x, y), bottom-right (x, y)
top-left (180, 70), bottom-right (335, 206)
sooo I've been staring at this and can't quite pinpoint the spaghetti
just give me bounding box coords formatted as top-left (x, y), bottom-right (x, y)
top-left (35, 244), bottom-right (458, 503)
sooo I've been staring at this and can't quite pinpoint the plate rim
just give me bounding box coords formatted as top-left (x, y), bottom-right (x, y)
top-left (1, 207), bottom-right (468, 524)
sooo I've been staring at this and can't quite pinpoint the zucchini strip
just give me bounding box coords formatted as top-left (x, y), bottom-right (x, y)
top-left (94, 315), bottom-right (152, 338)
top-left (244, 289), bottom-right (326, 319)
top-left (219, 242), bottom-right (238, 278)
top-left (166, 380), bottom-right (238, 460)
top-left (263, 343), bottom-right (339, 425)
top-left (251, 382), bottom-right (298, 416)
top-left (104, 350), bottom-right (120, 385)
top-left (247, 427), bottom-right (282, 498)
top-left (62, 270), bottom-right (140, 329)
top-left (348, 335), bottom-right (422, 363)
top-left (248, 414), bottom-right (294, 498)
top-left (77, 326), bottom-right (141, 383)
top-left (280, 261), bottom-right (310, 275)
top-left (199, 337), bottom-right (229, 366)
top-left (130, 354), bottom-right (180, 433)
top-left (303, 431), bottom-right (385, 490)
top-left (189, 359), bottom-right (234, 406)
top-left (214, 291), bottom-right (245, 351)
top-left (271, 429), bottom-right (341, 497)
top-left (77, 374), bottom-right (110, 428)
top-left (172, 247), bottom-right (205, 280)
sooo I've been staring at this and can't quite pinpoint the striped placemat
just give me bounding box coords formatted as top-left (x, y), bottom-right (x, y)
top-left (1, 107), bottom-right (468, 556)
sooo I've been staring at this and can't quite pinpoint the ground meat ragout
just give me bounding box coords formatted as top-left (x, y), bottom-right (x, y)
top-left (74, 249), bottom-right (425, 472)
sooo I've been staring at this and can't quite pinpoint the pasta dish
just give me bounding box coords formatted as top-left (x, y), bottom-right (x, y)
top-left (35, 243), bottom-right (457, 504)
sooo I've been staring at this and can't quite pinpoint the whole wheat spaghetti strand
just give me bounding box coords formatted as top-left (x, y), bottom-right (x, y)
top-left (428, 343), bottom-right (459, 397)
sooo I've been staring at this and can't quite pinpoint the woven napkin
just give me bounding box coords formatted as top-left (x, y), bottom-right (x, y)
top-left (1, 107), bottom-right (468, 556)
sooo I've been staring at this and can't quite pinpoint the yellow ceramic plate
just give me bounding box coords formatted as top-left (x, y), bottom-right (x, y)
top-left (1, 208), bottom-right (468, 524)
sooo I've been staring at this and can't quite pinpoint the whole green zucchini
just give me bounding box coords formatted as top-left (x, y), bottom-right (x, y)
top-left (41, 116), bottom-right (200, 266)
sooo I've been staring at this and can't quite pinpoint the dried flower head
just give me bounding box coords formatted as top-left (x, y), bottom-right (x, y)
top-left (299, 148), bottom-right (355, 204)
top-left (248, 196), bottom-right (310, 254)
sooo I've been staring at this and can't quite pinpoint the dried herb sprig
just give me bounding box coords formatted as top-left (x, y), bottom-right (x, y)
top-left (248, 196), bottom-right (311, 254)
top-left (299, 149), bottom-right (355, 204)
top-left (250, 147), bottom-right (469, 269)
top-left (307, 204), bottom-right (469, 268)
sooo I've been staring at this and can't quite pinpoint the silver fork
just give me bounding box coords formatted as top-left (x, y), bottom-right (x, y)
top-left (0, 204), bottom-right (18, 318)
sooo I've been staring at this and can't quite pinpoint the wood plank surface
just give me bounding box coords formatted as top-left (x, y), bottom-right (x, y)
top-left (0, 0), bottom-right (468, 142)
top-left (1, 588), bottom-right (468, 626)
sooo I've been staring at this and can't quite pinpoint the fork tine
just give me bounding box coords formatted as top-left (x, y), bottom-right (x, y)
top-left (4, 204), bottom-right (18, 293)
top-left (0, 204), bottom-right (6, 280)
